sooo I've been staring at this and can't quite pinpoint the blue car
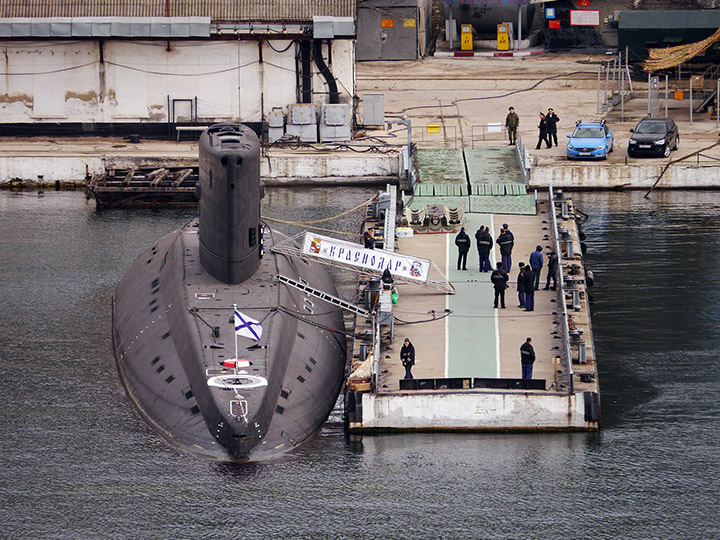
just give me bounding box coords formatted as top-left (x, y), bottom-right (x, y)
top-left (566, 121), bottom-right (613, 160)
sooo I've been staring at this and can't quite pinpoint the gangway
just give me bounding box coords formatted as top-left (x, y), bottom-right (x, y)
top-left (272, 235), bottom-right (455, 294)
top-left (276, 274), bottom-right (371, 318)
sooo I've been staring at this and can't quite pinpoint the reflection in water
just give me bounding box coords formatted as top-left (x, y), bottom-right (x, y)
top-left (0, 190), bottom-right (718, 539)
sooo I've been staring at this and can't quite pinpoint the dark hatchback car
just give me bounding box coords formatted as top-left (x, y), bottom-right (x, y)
top-left (627, 117), bottom-right (679, 158)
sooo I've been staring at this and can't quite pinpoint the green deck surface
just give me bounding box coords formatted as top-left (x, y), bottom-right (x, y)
top-left (411, 147), bottom-right (533, 216)
top-left (446, 214), bottom-right (498, 378)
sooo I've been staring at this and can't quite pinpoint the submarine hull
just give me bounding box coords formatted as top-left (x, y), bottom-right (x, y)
top-left (112, 124), bottom-right (347, 460)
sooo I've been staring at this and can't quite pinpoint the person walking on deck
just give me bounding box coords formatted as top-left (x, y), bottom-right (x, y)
top-left (400, 338), bottom-right (415, 379)
top-left (491, 262), bottom-right (509, 309)
top-left (496, 226), bottom-right (514, 273)
top-left (505, 106), bottom-right (519, 145)
top-left (522, 265), bottom-right (535, 311)
top-left (516, 262), bottom-right (526, 308)
top-left (529, 245), bottom-right (544, 290)
top-left (543, 249), bottom-right (559, 290)
top-left (520, 337), bottom-right (536, 379)
top-left (455, 227), bottom-right (471, 271)
top-left (475, 225), bottom-right (493, 272)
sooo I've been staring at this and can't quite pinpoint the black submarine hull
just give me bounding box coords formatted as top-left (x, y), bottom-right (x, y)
top-left (112, 124), bottom-right (347, 460)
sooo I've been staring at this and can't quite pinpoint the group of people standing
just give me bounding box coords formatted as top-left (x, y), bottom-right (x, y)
top-left (453, 224), bottom-right (558, 311)
top-left (504, 105), bottom-right (560, 150)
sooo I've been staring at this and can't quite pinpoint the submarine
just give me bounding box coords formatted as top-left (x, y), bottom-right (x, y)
top-left (112, 123), bottom-right (347, 461)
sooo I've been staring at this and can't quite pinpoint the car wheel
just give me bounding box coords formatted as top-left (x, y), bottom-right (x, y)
top-left (628, 149), bottom-right (635, 158)
top-left (663, 144), bottom-right (670, 158)
top-left (673, 135), bottom-right (679, 150)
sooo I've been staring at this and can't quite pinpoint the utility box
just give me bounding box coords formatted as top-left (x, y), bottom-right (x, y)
top-left (497, 23), bottom-right (510, 50)
top-left (461, 24), bottom-right (473, 51)
top-left (320, 103), bottom-right (352, 142)
top-left (286, 103), bottom-right (317, 143)
top-left (267, 108), bottom-right (285, 143)
top-left (363, 93), bottom-right (385, 127)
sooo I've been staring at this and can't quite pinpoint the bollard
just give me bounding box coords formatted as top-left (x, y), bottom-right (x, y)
top-left (561, 200), bottom-right (570, 220)
top-left (572, 289), bottom-right (581, 311)
top-left (578, 341), bottom-right (587, 364)
top-left (567, 240), bottom-right (575, 259)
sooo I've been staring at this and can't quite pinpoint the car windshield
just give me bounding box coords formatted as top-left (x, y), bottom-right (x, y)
top-left (635, 121), bottom-right (666, 134)
top-left (573, 127), bottom-right (604, 138)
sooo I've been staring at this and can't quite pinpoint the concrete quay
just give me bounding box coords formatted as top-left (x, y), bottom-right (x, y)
top-left (346, 188), bottom-right (599, 432)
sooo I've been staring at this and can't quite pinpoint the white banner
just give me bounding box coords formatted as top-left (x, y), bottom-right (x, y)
top-left (301, 233), bottom-right (430, 283)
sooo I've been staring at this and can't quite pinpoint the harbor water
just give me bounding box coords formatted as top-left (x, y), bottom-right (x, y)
top-left (0, 188), bottom-right (718, 539)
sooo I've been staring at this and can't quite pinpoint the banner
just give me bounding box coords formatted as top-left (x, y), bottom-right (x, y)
top-left (301, 233), bottom-right (430, 283)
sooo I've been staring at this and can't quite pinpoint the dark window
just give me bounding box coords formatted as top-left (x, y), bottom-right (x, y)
top-left (309, 357), bottom-right (316, 365)
top-left (275, 405), bottom-right (285, 414)
top-left (161, 332), bottom-right (171, 340)
top-left (249, 227), bottom-right (257, 247)
top-left (151, 356), bottom-right (161, 365)
top-left (165, 375), bottom-right (175, 384)
top-left (297, 375), bottom-right (305, 383)
top-left (305, 365), bottom-right (312, 373)
top-left (156, 365), bottom-right (165, 373)
top-left (190, 405), bottom-right (200, 415)
top-left (280, 390), bottom-right (289, 399)
top-left (183, 389), bottom-right (194, 400)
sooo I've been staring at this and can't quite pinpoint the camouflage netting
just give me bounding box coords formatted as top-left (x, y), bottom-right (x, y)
top-left (643, 26), bottom-right (720, 71)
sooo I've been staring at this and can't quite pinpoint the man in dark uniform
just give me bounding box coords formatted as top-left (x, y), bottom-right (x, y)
top-left (522, 265), bottom-right (535, 311)
top-left (475, 225), bottom-right (493, 272)
top-left (496, 226), bottom-right (514, 273)
top-left (546, 108), bottom-right (560, 147)
top-left (536, 112), bottom-right (551, 150)
top-left (400, 338), bottom-right (415, 379)
top-left (520, 337), bottom-right (536, 379)
top-left (542, 249), bottom-right (559, 290)
top-left (454, 227), bottom-right (471, 270)
top-left (491, 262), bottom-right (509, 309)
top-left (505, 106), bottom-right (519, 145)
top-left (529, 245), bottom-right (544, 290)
top-left (516, 262), bottom-right (526, 308)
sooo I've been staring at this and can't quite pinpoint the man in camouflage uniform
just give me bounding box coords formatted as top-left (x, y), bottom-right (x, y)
top-left (505, 106), bottom-right (519, 145)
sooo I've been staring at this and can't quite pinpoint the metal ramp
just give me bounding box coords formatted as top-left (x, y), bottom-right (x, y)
top-left (277, 274), bottom-right (370, 317)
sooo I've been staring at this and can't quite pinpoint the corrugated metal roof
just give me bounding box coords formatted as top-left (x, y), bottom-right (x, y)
top-left (0, 1), bottom-right (356, 22)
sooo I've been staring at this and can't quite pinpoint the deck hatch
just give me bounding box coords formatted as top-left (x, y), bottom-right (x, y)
top-left (195, 293), bottom-right (216, 299)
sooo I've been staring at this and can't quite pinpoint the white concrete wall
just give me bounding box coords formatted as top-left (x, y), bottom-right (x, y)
top-left (353, 391), bottom-right (596, 431)
top-left (0, 38), bottom-right (355, 124)
top-left (531, 163), bottom-right (720, 190)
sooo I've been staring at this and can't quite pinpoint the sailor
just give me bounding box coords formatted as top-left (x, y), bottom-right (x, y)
top-left (363, 230), bottom-right (375, 249)
top-left (546, 108), bottom-right (560, 147)
top-left (475, 226), bottom-right (493, 272)
top-left (454, 227), bottom-right (471, 271)
top-left (400, 338), bottom-right (416, 379)
top-left (516, 262), bottom-right (526, 309)
top-left (522, 265), bottom-right (536, 312)
top-left (496, 227), bottom-right (514, 274)
top-left (381, 268), bottom-right (394, 290)
top-left (520, 337), bottom-right (536, 379)
top-left (543, 249), bottom-right (559, 291)
top-left (529, 245), bottom-right (544, 291)
top-left (490, 262), bottom-right (509, 309)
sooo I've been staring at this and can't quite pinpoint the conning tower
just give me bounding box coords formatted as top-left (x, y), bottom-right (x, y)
top-left (198, 123), bottom-right (263, 284)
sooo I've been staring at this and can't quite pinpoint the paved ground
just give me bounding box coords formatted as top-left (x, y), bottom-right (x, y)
top-left (356, 53), bottom-right (720, 165)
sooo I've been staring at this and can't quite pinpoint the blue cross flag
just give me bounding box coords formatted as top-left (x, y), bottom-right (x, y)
top-left (234, 309), bottom-right (263, 341)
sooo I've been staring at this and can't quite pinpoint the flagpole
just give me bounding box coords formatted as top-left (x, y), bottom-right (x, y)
top-left (233, 303), bottom-right (238, 364)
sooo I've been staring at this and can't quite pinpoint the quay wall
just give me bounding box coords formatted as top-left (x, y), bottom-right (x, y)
top-left (0, 153), bottom-right (399, 184)
top-left (351, 391), bottom-right (598, 431)
top-left (531, 162), bottom-right (720, 190)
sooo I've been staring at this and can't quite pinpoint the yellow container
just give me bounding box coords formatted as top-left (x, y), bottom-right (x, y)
top-left (497, 24), bottom-right (510, 51)
top-left (461, 24), bottom-right (473, 51)
top-left (674, 90), bottom-right (684, 100)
